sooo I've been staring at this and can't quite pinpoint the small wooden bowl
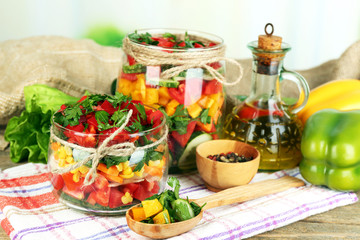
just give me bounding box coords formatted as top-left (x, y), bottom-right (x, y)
top-left (196, 140), bottom-right (260, 191)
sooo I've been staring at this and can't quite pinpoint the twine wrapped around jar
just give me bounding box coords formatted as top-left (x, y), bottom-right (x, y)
top-left (50, 109), bottom-right (168, 186)
top-left (122, 34), bottom-right (243, 86)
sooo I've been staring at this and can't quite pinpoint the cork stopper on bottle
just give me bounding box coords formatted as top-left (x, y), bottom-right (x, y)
top-left (258, 23), bottom-right (282, 50)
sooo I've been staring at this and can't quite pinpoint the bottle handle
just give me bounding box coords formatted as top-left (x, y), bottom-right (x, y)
top-left (280, 67), bottom-right (310, 114)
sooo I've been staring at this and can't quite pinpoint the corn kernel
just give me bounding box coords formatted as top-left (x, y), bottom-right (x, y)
top-left (121, 192), bottom-right (133, 204)
top-left (64, 146), bottom-right (72, 156)
top-left (66, 156), bottom-right (74, 164)
top-left (122, 167), bottom-right (133, 175)
top-left (116, 164), bottom-right (123, 172)
top-left (58, 148), bottom-right (67, 160)
top-left (58, 158), bottom-right (66, 168)
top-left (73, 171), bottom-right (81, 183)
top-left (123, 161), bottom-right (129, 169)
top-left (79, 165), bottom-right (89, 174)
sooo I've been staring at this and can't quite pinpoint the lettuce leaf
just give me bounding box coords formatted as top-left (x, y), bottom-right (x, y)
top-left (4, 84), bottom-right (79, 163)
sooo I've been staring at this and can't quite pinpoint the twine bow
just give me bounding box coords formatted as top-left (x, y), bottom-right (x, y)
top-left (122, 37), bottom-right (243, 86)
top-left (50, 109), bottom-right (168, 186)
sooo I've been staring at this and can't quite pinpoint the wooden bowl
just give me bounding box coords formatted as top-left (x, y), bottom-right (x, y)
top-left (196, 140), bottom-right (260, 191)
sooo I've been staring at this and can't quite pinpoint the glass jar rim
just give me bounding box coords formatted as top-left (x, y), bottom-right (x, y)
top-left (52, 105), bottom-right (167, 138)
top-left (247, 40), bottom-right (291, 54)
top-left (126, 28), bottom-right (224, 52)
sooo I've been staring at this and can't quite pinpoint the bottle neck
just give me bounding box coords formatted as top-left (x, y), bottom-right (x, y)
top-left (246, 56), bottom-right (284, 108)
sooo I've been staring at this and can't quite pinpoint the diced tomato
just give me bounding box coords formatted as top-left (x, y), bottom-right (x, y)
top-left (109, 188), bottom-right (125, 208)
top-left (177, 41), bottom-right (186, 47)
top-left (87, 116), bottom-right (98, 130)
top-left (122, 183), bottom-right (139, 194)
top-left (87, 191), bottom-right (97, 205)
top-left (147, 110), bottom-right (163, 126)
top-left (77, 95), bottom-right (87, 103)
top-left (60, 104), bottom-right (67, 110)
top-left (141, 179), bottom-right (155, 192)
top-left (151, 181), bottom-right (160, 194)
top-left (168, 83), bottom-right (185, 104)
top-left (194, 43), bottom-right (204, 48)
top-left (208, 42), bottom-right (217, 47)
top-left (101, 100), bottom-right (116, 115)
top-left (171, 121), bottom-right (197, 147)
top-left (94, 187), bottom-right (111, 207)
top-left (62, 172), bottom-right (84, 191)
top-left (51, 173), bottom-right (64, 191)
top-left (127, 54), bottom-right (136, 66)
top-left (120, 72), bottom-right (138, 81)
top-left (155, 37), bottom-right (175, 48)
top-left (94, 174), bottom-right (109, 190)
top-left (132, 184), bottom-right (153, 201)
top-left (64, 123), bottom-right (85, 138)
top-left (98, 128), bottom-right (130, 145)
top-left (71, 132), bottom-right (96, 148)
top-left (203, 79), bottom-right (223, 95)
top-left (82, 183), bottom-right (96, 194)
top-left (62, 186), bottom-right (85, 200)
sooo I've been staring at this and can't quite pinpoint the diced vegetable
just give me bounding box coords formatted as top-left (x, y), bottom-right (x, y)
top-left (142, 199), bottom-right (163, 218)
top-left (153, 209), bottom-right (171, 224)
top-left (134, 177), bottom-right (205, 224)
top-left (132, 207), bottom-right (147, 222)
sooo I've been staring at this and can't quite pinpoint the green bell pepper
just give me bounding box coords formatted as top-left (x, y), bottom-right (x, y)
top-left (299, 109), bottom-right (360, 191)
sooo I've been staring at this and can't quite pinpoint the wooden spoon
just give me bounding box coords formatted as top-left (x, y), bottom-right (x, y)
top-left (126, 176), bottom-right (304, 239)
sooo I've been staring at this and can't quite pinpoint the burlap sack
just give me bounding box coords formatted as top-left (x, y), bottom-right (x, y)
top-left (1, 36), bottom-right (359, 127)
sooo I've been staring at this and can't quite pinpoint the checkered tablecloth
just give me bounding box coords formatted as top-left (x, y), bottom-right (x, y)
top-left (0, 163), bottom-right (357, 240)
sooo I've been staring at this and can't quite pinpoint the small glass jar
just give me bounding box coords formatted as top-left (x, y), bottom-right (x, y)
top-left (48, 107), bottom-right (168, 215)
top-left (118, 29), bottom-right (226, 173)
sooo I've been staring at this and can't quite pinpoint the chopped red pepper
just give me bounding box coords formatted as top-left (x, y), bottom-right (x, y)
top-left (168, 83), bottom-right (185, 104)
top-left (120, 72), bottom-right (138, 81)
top-left (203, 79), bottom-right (223, 95)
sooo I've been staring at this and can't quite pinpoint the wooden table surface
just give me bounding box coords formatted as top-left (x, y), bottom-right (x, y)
top-left (1, 146), bottom-right (360, 239)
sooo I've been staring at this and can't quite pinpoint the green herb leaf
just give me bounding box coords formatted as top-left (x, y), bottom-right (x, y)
top-left (101, 156), bottom-right (129, 168)
top-left (133, 160), bottom-right (144, 172)
top-left (128, 31), bottom-right (159, 45)
top-left (167, 177), bottom-right (180, 199)
top-left (135, 103), bottom-right (147, 122)
top-left (199, 108), bottom-right (211, 124)
top-left (163, 32), bottom-right (177, 42)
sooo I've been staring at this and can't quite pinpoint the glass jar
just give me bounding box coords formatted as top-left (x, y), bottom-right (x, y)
top-left (118, 29), bottom-right (227, 173)
top-left (48, 103), bottom-right (168, 215)
top-left (223, 39), bottom-right (309, 171)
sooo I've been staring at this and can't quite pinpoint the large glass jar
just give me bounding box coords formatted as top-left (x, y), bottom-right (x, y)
top-left (118, 29), bottom-right (228, 173)
top-left (48, 95), bottom-right (168, 215)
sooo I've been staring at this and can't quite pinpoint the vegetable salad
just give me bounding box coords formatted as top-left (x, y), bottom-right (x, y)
top-left (118, 31), bottom-right (225, 173)
top-left (48, 93), bottom-right (168, 213)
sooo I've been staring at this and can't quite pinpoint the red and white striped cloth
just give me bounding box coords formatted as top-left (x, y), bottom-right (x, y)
top-left (0, 163), bottom-right (357, 240)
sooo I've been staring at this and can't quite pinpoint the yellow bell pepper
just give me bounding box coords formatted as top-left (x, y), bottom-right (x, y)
top-left (297, 79), bottom-right (360, 124)
top-left (152, 209), bottom-right (171, 224)
top-left (142, 198), bottom-right (163, 218)
top-left (131, 207), bottom-right (147, 222)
